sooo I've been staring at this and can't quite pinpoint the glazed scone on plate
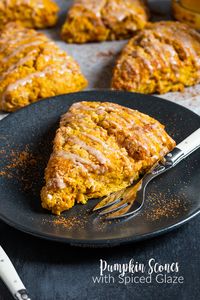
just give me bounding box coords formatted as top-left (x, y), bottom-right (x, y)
top-left (61, 0), bottom-right (149, 43)
top-left (0, 0), bottom-right (59, 29)
top-left (41, 101), bottom-right (175, 215)
top-left (0, 23), bottom-right (88, 112)
top-left (112, 21), bottom-right (200, 94)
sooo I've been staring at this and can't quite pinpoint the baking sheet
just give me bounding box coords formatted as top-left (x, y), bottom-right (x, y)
top-left (0, 0), bottom-right (200, 121)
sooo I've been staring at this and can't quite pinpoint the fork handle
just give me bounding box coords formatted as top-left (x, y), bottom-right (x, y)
top-left (176, 128), bottom-right (200, 159)
top-left (0, 246), bottom-right (31, 300)
top-left (146, 128), bottom-right (200, 179)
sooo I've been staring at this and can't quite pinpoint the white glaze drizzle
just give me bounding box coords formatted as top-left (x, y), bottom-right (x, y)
top-left (154, 25), bottom-right (200, 65)
top-left (69, 136), bottom-right (109, 165)
top-left (0, 50), bottom-right (37, 80)
top-left (163, 44), bottom-right (178, 66)
top-left (2, 69), bottom-right (48, 100)
top-left (1, 64), bottom-right (71, 105)
top-left (131, 125), bottom-right (158, 152)
top-left (75, 162), bottom-right (89, 173)
top-left (51, 173), bottom-right (66, 189)
top-left (1, 39), bottom-right (46, 64)
top-left (54, 150), bottom-right (99, 170)
top-left (74, 0), bottom-right (106, 18)
top-left (104, 0), bottom-right (139, 22)
top-left (140, 56), bottom-right (154, 74)
top-left (71, 102), bottom-right (94, 111)
top-left (55, 178), bottom-right (66, 189)
top-left (0, 31), bottom-right (38, 53)
top-left (111, 112), bottom-right (135, 128)
top-left (81, 132), bottom-right (111, 149)
top-left (107, 120), bottom-right (123, 130)
top-left (4, 0), bottom-right (43, 7)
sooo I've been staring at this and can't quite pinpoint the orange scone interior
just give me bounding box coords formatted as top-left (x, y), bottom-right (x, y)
top-left (61, 0), bottom-right (149, 43)
top-left (112, 21), bottom-right (200, 94)
top-left (0, 23), bottom-right (87, 112)
top-left (0, 0), bottom-right (59, 29)
top-left (41, 101), bottom-right (175, 215)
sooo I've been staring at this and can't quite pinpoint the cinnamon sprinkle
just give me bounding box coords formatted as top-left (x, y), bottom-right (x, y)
top-left (47, 191), bottom-right (188, 230)
top-left (45, 207), bottom-right (91, 230)
top-left (144, 192), bottom-right (188, 221)
top-left (48, 208), bottom-right (120, 230)
top-left (53, 214), bottom-right (88, 230)
top-left (0, 144), bottom-right (42, 190)
top-left (96, 50), bottom-right (115, 58)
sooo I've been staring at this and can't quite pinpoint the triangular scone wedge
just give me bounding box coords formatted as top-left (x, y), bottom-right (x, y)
top-left (61, 0), bottom-right (149, 43)
top-left (0, 23), bottom-right (87, 112)
top-left (112, 21), bottom-right (200, 94)
top-left (41, 101), bottom-right (176, 215)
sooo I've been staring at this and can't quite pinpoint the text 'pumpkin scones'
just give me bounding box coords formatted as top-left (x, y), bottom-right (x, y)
top-left (41, 101), bottom-right (175, 215)
top-left (61, 0), bottom-right (149, 43)
top-left (112, 21), bottom-right (200, 94)
top-left (0, 23), bottom-right (87, 112)
top-left (0, 0), bottom-right (59, 29)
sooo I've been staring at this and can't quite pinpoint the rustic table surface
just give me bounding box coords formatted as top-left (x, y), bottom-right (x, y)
top-left (0, 217), bottom-right (199, 300)
top-left (0, 1), bottom-right (200, 299)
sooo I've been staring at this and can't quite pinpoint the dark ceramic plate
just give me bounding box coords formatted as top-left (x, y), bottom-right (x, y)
top-left (0, 90), bottom-right (200, 247)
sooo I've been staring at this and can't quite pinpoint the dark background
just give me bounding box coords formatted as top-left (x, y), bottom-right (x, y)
top-left (0, 216), bottom-right (199, 300)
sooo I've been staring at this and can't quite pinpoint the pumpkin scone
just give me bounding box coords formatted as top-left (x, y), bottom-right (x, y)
top-left (61, 0), bottom-right (149, 43)
top-left (41, 101), bottom-right (175, 215)
top-left (112, 21), bottom-right (200, 94)
top-left (0, 23), bottom-right (87, 112)
top-left (0, 0), bottom-right (59, 29)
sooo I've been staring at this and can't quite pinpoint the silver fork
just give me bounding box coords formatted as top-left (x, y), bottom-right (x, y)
top-left (93, 128), bottom-right (200, 220)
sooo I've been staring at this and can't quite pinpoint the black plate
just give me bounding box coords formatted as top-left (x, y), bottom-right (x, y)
top-left (0, 90), bottom-right (200, 247)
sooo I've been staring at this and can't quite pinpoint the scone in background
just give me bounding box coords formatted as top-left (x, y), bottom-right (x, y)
top-left (0, 0), bottom-right (200, 120)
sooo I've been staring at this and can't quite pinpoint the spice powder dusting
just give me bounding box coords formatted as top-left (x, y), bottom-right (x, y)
top-left (0, 144), bottom-right (41, 191)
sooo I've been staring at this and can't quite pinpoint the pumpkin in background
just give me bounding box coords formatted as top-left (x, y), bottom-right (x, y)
top-left (172, 0), bottom-right (200, 29)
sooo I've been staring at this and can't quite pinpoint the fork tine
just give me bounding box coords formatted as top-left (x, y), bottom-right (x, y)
top-left (93, 189), bottom-right (126, 211)
top-left (106, 188), bottom-right (144, 219)
top-left (99, 200), bottom-right (129, 216)
top-left (105, 202), bottom-right (133, 219)
top-left (99, 192), bottom-right (133, 215)
top-left (98, 181), bottom-right (142, 217)
top-left (106, 200), bottom-right (141, 220)
top-left (93, 178), bottom-right (142, 212)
